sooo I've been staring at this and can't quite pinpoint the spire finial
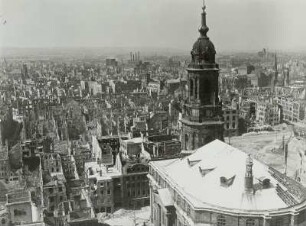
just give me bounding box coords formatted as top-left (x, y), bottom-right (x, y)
top-left (199, 0), bottom-right (209, 37)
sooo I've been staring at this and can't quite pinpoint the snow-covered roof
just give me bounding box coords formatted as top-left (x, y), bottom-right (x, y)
top-left (151, 139), bottom-right (306, 212)
top-left (158, 188), bottom-right (174, 207)
top-left (85, 161), bottom-right (121, 181)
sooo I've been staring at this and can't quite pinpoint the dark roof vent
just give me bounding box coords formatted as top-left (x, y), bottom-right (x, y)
top-left (199, 166), bottom-right (215, 176)
top-left (187, 158), bottom-right (201, 167)
top-left (258, 177), bottom-right (271, 189)
top-left (262, 178), bottom-right (270, 188)
top-left (220, 175), bottom-right (236, 187)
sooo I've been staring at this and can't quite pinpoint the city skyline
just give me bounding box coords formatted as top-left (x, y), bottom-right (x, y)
top-left (1, 0), bottom-right (306, 52)
top-left (1, 1), bottom-right (306, 225)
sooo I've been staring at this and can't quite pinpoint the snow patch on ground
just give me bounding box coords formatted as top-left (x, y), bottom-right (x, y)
top-left (99, 206), bottom-right (152, 226)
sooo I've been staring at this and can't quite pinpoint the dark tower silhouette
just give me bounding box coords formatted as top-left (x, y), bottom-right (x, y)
top-left (284, 67), bottom-right (290, 87)
top-left (181, 2), bottom-right (224, 151)
top-left (21, 64), bottom-right (28, 84)
top-left (273, 53), bottom-right (278, 88)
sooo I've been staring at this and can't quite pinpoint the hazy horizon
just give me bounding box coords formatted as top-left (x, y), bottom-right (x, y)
top-left (1, 0), bottom-right (306, 52)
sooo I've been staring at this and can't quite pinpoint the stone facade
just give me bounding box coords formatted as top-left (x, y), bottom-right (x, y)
top-left (181, 121), bottom-right (223, 150)
top-left (43, 180), bottom-right (67, 213)
top-left (85, 160), bottom-right (150, 214)
top-left (223, 106), bottom-right (239, 137)
top-left (276, 97), bottom-right (305, 123)
top-left (42, 153), bottom-right (63, 175)
top-left (256, 101), bottom-right (281, 126)
top-left (0, 145), bottom-right (9, 180)
top-left (6, 190), bottom-right (43, 225)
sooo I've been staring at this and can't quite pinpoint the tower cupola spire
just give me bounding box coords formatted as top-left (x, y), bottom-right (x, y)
top-left (181, 1), bottom-right (223, 152)
top-left (199, 0), bottom-right (209, 37)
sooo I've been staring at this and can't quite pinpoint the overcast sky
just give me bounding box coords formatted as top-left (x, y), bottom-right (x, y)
top-left (0, 0), bottom-right (306, 52)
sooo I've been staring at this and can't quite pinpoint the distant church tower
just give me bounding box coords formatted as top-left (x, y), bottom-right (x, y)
top-left (272, 53), bottom-right (278, 88)
top-left (181, 2), bottom-right (224, 151)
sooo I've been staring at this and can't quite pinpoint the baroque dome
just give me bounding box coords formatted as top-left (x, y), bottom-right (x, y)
top-left (191, 37), bottom-right (216, 64)
top-left (190, 3), bottom-right (216, 65)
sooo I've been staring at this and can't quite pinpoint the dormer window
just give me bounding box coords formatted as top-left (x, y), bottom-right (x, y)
top-left (220, 175), bottom-right (236, 187)
top-left (187, 158), bottom-right (201, 167)
top-left (199, 166), bottom-right (215, 176)
top-left (260, 178), bottom-right (271, 189)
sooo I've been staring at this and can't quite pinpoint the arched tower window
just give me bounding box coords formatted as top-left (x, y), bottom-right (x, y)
top-left (190, 79), bottom-right (194, 98)
top-left (192, 132), bottom-right (196, 150)
top-left (201, 79), bottom-right (211, 104)
top-left (246, 219), bottom-right (255, 226)
top-left (185, 134), bottom-right (189, 150)
top-left (195, 78), bottom-right (198, 99)
top-left (217, 215), bottom-right (226, 226)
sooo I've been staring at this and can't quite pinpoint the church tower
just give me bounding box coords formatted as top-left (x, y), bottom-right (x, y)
top-left (181, 2), bottom-right (224, 151)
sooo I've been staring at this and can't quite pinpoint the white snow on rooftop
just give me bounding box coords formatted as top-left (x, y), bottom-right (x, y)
top-left (85, 161), bottom-right (121, 180)
top-left (158, 188), bottom-right (174, 207)
top-left (153, 139), bottom-right (305, 211)
top-left (123, 137), bottom-right (143, 144)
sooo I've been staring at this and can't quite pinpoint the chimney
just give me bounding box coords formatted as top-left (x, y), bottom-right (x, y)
top-left (245, 154), bottom-right (253, 192)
